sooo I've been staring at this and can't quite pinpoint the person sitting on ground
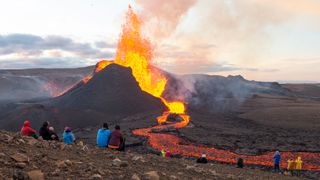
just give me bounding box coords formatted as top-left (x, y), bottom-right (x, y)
top-left (295, 157), bottom-right (302, 176)
top-left (165, 150), bottom-right (172, 158)
top-left (108, 125), bottom-right (124, 151)
top-left (96, 123), bottom-right (111, 148)
top-left (39, 121), bottom-right (52, 140)
top-left (273, 150), bottom-right (282, 173)
top-left (237, 158), bottom-right (244, 168)
top-left (49, 127), bottom-right (59, 141)
top-left (197, 154), bottom-right (208, 164)
top-left (20, 120), bottom-right (38, 139)
top-left (63, 127), bottom-right (75, 144)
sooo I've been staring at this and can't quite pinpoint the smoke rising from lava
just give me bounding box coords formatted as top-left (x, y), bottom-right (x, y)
top-left (135, 0), bottom-right (198, 40)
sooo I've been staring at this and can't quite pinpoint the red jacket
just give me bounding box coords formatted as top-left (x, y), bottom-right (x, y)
top-left (21, 121), bottom-right (36, 136)
top-left (108, 130), bottom-right (123, 147)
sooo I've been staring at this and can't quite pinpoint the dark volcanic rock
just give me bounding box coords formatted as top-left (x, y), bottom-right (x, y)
top-left (52, 64), bottom-right (164, 115)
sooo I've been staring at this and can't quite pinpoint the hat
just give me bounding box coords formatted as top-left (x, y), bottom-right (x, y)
top-left (64, 127), bottom-right (71, 132)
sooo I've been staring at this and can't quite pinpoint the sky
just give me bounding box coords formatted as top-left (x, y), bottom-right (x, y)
top-left (0, 0), bottom-right (319, 82)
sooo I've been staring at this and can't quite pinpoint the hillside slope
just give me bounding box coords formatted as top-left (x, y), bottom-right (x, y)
top-left (0, 131), bottom-right (300, 180)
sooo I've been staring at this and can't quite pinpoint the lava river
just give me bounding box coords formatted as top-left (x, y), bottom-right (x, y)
top-left (132, 120), bottom-right (320, 171)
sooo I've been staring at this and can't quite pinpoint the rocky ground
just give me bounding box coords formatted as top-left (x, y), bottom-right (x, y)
top-left (0, 131), bottom-right (303, 180)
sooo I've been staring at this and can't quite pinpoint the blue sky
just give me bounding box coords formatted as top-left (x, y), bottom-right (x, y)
top-left (0, 0), bottom-right (319, 82)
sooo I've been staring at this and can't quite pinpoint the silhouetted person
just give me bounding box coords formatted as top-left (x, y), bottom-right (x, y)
top-left (197, 154), bottom-right (208, 164)
top-left (108, 125), bottom-right (125, 151)
top-left (237, 158), bottom-right (244, 168)
top-left (39, 121), bottom-right (52, 140)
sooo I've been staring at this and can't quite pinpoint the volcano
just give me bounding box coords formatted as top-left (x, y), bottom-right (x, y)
top-left (0, 64), bottom-right (164, 132)
top-left (52, 63), bottom-right (164, 115)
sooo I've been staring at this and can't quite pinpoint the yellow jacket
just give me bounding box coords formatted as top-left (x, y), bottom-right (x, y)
top-left (295, 157), bottom-right (303, 170)
top-left (161, 150), bottom-right (166, 157)
top-left (287, 159), bottom-right (295, 170)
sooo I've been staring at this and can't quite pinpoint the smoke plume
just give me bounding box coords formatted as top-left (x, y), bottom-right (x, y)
top-left (135, 0), bottom-right (198, 39)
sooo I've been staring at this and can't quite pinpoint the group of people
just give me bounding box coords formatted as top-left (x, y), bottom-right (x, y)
top-left (160, 149), bottom-right (172, 158)
top-left (96, 123), bottom-right (125, 151)
top-left (20, 120), bottom-right (305, 175)
top-left (20, 120), bottom-right (125, 151)
top-left (192, 150), bottom-right (302, 176)
top-left (274, 151), bottom-right (303, 176)
top-left (20, 120), bottom-right (75, 144)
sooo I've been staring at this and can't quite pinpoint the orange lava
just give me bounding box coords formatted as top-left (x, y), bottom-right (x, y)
top-left (132, 123), bottom-right (320, 171)
top-left (43, 80), bottom-right (74, 97)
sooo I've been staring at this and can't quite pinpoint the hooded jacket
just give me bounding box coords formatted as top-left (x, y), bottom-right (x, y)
top-left (63, 131), bottom-right (75, 144)
top-left (21, 121), bottom-right (36, 136)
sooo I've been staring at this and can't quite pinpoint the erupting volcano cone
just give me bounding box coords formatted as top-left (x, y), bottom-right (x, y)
top-left (52, 64), bottom-right (165, 115)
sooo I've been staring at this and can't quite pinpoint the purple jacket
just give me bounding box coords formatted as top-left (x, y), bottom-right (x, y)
top-left (108, 130), bottom-right (123, 147)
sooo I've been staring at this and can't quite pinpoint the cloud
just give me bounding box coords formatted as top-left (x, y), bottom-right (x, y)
top-left (0, 34), bottom-right (116, 68)
top-left (0, 34), bottom-right (116, 58)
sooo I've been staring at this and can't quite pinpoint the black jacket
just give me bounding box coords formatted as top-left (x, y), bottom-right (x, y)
top-left (39, 127), bottom-right (52, 140)
top-left (197, 157), bottom-right (208, 164)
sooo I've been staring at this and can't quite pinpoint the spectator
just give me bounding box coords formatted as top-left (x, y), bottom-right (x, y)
top-left (97, 123), bottom-right (111, 148)
top-left (63, 127), bottom-right (75, 144)
top-left (49, 127), bottom-right (59, 141)
top-left (20, 120), bottom-right (38, 139)
top-left (39, 121), bottom-right (52, 140)
top-left (237, 158), bottom-right (244, 168)
top-left (273, 151), bottom-right (281, 173)
top-left (197, 154), bottom-right (208, 164)
top-left (108, 125), bottom-right (125, 151)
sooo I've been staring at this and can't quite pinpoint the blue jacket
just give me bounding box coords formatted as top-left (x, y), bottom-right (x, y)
top-left (274, 154), bottom-right (281, 164)
top-left (63, 132), bottom-right (75, 144)
top-left (97, 128), bottom-right (111, 148)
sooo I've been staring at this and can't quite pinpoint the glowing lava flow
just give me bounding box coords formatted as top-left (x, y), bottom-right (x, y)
top-left (132, 125), bottom-right (320, 171)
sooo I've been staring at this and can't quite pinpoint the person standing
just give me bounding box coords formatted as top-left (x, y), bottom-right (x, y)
top-left (96, 123), bottom-right (111, 148)
top-left (273, 151), bottom-right (282, 173)
top-left (295, 157), bottom-right (303, 176)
